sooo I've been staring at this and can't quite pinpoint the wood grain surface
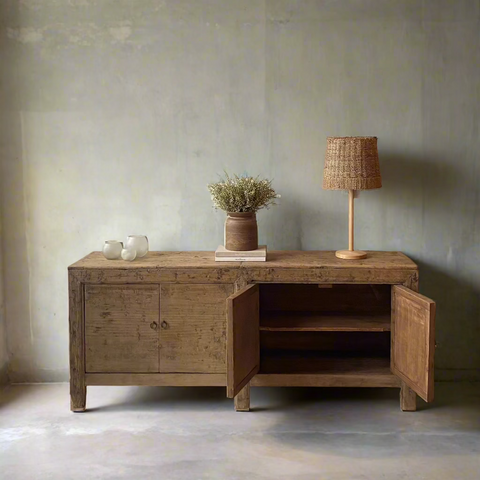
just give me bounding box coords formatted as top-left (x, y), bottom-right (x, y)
top-left (85, 285), bottom-right (160, 373)
top-left (69, 250), bottom-right (431, 412)
top-left (391, 285), bottom-right (436, 402)
top-left (69, 273), bottom-right (86, 412)
top-left (227, 284), bottom-right (259, 398)
top-left (69, 251), bottom-right (418, 286)
top-left (86, 373), bottom-right (225, 386)
top-left (252, 373), bottom-right (400, 388)
top-left (159, 284), bottom-right (233, 373)
top-left (260, 313), bottom-right (391, 332)
top-left (70, 250), bottom-right (416, 270)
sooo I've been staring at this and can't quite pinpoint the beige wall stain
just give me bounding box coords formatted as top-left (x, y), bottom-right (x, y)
top-left (108, 23), bottom-right (132, 43)
top-left (7, 27), bottom-right (44, 44)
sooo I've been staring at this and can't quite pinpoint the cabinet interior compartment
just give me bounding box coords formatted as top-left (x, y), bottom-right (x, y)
top-left (259, 283), bottom-right (391, 332)
top-left (260, 331), bottom-right (391, 375)
top-left (258, 284), bottom-right (392, 376)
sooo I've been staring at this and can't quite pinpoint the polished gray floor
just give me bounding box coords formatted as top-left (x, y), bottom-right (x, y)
top-left (1, 383), bottom-right (479, 479)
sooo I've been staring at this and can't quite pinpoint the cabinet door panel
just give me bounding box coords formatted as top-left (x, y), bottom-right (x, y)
top-left (85, 285), bottom-right (160, 373)
top-left (391, 285), bottom-right (435, 402)
top-left (160, 284), bottom-right (234, 373)
top-left (227, 284), bottom-right (260, 398)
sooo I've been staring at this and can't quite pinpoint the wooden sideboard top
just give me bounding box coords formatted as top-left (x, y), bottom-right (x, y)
top-left (69, 251), bottom-right (417, 271)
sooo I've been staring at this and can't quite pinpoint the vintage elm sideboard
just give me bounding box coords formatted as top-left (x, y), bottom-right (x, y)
top-left (68, 251), bottom-right (435, 412)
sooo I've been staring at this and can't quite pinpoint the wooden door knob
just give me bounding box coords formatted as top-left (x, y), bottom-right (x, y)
top-left (161, 321), bottom-right (168, 329)
top-left (150, 322), bottom-right (158, 331)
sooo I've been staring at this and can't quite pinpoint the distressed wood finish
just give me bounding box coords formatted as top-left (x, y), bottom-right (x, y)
top-left (69, 250), bottom-right (434, 413)
top-left (69, 251), bottom-right (417, 285)
top-left (260, 313), bottom-right (391, 332)
top-left (85, 285), bottom-right (160, 373)
top-left (246, 251), bottom-right (417, 285)
top-left (252, 374), bottom-right (400, 388)
top-left (86, 373), bottom-right (225, 386)
top-left (245, 251), bottom-right (416, 269)
top-left (159, 284), bottom-right (233, 373)
top-left (231, 275), bottom-right (252, 411)
top-left (69, 273), bottom-right (86, 412)
top-left (226, 284), bottom-right (260, 398)
top-left (400, 382), bottom-right (417, 411)
top-left (248, 268), bottom-right (416, 285)
top-left (70, 250), bottom-right (416, 271)
top-left (70, 268), bottom-right (240, 285)
top-left (400, 265), bottom-right (419, 409)
top-left (391, 286), bottom-right (436, 402)
top-left (234, 384), bottom-right (251, 412)
top-left (69, 251), bottom-right (241, 270)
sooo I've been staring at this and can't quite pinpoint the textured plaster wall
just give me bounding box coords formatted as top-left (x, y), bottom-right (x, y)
top-left (0, 0), bottom-right (479, 382)
top-left (0, 217), bottom-right (8, 385)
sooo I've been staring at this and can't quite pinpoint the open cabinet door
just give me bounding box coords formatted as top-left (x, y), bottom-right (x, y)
top-left (226, 284), bottom-right (260, 398)
top-left (391, 285), bottom-right (436, 402)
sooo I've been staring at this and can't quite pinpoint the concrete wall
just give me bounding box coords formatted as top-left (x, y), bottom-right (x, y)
top-left (0, 0), bottom-right (479, 382)
top-left (0, 216), bottom-right (8, 385)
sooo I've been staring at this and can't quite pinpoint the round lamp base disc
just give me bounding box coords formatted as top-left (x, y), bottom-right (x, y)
top-left (335, 250), bottom-right (367, 260)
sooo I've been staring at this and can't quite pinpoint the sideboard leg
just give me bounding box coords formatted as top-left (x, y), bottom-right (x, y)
top-left (71, 382), bottom-right (86, 412)
top-left (69, 273), bottom-right (86, 412)
top-left (400, 382), bottom-right (417, 411)
top-left (234, 383), bottom-right (250, 412)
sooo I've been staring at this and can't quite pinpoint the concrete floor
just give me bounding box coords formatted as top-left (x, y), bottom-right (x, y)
top-left (0, 384), bottom-right (479, 479)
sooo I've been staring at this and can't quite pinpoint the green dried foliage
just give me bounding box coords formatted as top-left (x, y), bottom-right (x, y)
top-left (208, 173), bottom-right (280, 213)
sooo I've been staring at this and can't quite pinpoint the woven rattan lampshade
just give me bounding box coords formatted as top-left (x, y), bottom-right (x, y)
top-left (323, 136), bottom-right (382, 190)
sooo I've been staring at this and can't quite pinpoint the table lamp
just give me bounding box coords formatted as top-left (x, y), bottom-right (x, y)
top-left (323, 136), bottom-right (382, 260)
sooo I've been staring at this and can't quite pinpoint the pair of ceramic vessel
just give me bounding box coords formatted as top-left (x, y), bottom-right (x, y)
top-left (103, 235), bottom-right (149, 261)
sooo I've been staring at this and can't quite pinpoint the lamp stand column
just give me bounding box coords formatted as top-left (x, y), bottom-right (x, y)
top-left (349, 188), bottom-right (354, 251)
top-left (336, 190), bottom-right (367, 260)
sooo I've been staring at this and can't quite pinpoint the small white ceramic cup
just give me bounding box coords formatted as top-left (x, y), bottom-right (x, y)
top-left (121, 248), bottom-right (137, 261)
top-left (103, 240), bottom-right (123, 260)
top-left (126, 235), bottom-right (149, 258)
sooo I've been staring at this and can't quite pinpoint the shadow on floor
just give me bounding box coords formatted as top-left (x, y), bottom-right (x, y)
top-left (85, 386), bottom-right (406, 413)
top-left (86, 386), bottom-right (233, 413)
top-left (262, 383), bottom-right (480, 459)
top-left (85, 383), bottom-right (480, 414)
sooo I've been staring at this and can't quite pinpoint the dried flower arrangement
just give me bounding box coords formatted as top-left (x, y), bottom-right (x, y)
top-left (208, 173), bottom-right (280, 213)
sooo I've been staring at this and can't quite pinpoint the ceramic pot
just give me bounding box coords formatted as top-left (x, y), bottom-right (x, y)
top-left (126, 235), bottom-right (149, 258)
top-left (225, 212), bottom-right (258, 251)
top-left (103, 240), bottom-right (123, 260)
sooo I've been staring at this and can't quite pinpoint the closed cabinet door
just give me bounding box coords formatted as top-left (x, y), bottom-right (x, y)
top-left (391, 285), bottom-right (436, 402)
top-left (159, 284), bottom-right (234, 373)
top-left (85, 285), bottom-right (160, 373)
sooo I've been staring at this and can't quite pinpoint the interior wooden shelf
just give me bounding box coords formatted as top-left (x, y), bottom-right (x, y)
top-left (251, 373), bottom-right (400, 388)
top-left (260, 312), bottom-right (391, 332)
top-left (260, 350), bottom-right (391, 375)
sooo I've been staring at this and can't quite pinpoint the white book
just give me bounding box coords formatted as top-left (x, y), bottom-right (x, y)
top-left (215, 245), bottom-right (267, 258)
top-left (215, 256), bottom-right (266, 262)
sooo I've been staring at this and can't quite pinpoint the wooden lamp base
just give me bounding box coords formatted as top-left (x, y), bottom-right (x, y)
top-left (335, 190), bottom-right (368, 261)
top-left (335, 250), bottom-right (367, 260)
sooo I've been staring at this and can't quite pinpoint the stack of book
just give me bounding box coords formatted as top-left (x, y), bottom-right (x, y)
top-left (215, 245), bottom-right (267, 262)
